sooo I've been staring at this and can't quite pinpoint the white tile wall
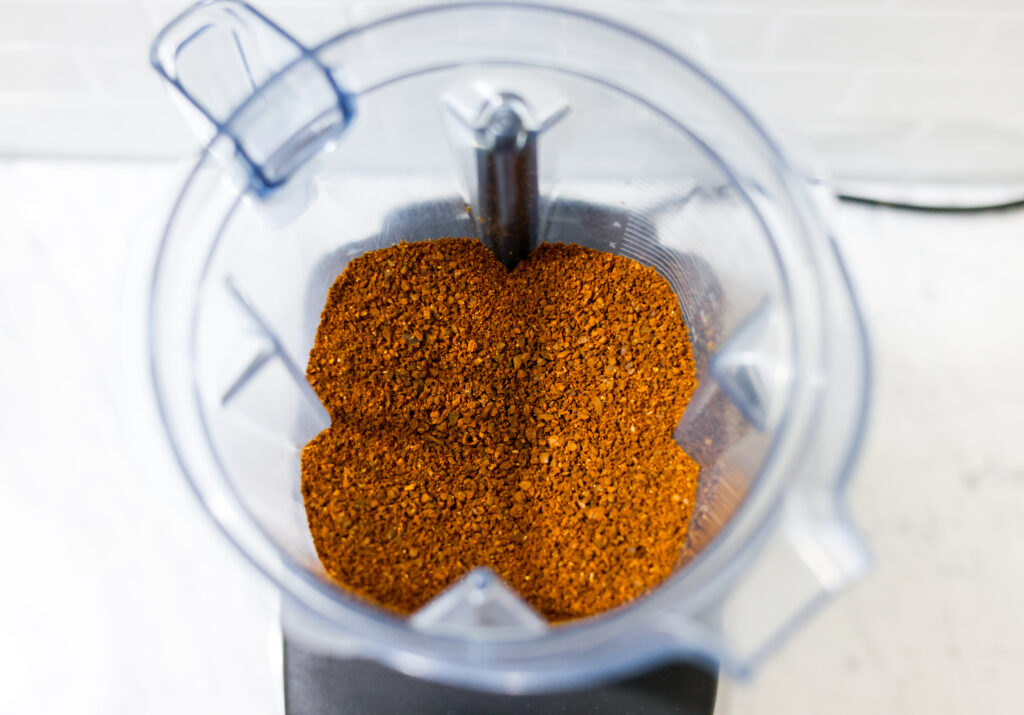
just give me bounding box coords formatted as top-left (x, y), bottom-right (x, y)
top-left (670, 11), bottom-right (778, 63)
top-left (81, 50), bottom-right (172, 104)
top-left (0, 48), bottom-right (95, 98)
top-left (770, 14), bottom-right (977, 67)
top-left (0, 2), bottom-right (150, 49)
top-left (1, 0), bottom-right (1023, 183)
top-left (973, 15), bottom-right (1024, 67)
top-left (717, 67), bottom-right (858, 118)
top-left (845, 70), bottom-right (1024, 125)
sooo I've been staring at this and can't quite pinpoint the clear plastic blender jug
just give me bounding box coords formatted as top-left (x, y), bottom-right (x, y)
top-left (148, 0), bottom-right (871, 694)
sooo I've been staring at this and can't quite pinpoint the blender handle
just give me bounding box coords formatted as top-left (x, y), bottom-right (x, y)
top-left (150, 0), bottom-right (355, 192)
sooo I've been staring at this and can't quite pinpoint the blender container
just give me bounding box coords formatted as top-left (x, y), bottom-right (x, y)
top-left (148, 0), bottom-right (871, 694)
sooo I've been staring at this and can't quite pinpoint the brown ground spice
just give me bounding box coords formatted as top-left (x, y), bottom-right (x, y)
top-left (301, 239), bottom-right (699, 621)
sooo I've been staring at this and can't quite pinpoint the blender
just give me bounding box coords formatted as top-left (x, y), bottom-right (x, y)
top-left (147, 1), bottom-right (871, 711)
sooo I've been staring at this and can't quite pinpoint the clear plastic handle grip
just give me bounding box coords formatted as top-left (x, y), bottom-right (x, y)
top-left (150, 0), bottom-right (354, 193)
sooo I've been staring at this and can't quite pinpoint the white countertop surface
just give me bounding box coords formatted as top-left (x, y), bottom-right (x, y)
top-left (2, 159), bottom-right (1022, 714)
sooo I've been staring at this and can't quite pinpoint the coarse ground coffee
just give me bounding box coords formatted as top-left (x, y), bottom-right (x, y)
top-left (301, 238), bottom-right (699, 621)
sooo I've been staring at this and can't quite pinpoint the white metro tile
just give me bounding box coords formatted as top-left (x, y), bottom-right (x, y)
top-left (971, 16), bottom-right (1024, 68)
top-left (0, 2), bottom-right (150, 50)
top-left (771, 14), bottom-right (978, 68)
top-left (0, 101), bottom-right (194, 157)
top-left (545, 0), bottom-right (705, 57)
top-left (255, 2), bottom-right (352, 47)
top-left (137, 0), bottom-right (195, 31)
top-left (843, 70), bottom-right (1024, 125)
top-left (715, 66), bottom-right (857, 119)
top-left (671, 0), bottom-right (889, 8)
top-left (0, 0), bottom-right (140, 3)
top-left (671, 12), bottom-right (776, 62)
top-left (77, 50), bottom-right (170, 104)
top-left (891, 0), bottom-right (1021, 8)
top-left (0, 48), bottom-right (95, 98)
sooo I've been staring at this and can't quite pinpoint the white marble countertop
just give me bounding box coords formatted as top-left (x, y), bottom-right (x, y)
top-left (1, 159), bottom-right (1022, 714)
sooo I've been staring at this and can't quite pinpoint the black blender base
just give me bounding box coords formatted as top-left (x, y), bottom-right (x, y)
top-left (283, 639), bottom-right (718, 715)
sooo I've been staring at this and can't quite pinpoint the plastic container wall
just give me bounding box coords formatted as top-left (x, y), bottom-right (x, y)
top-left (149, 1), bottom-right (870, 693)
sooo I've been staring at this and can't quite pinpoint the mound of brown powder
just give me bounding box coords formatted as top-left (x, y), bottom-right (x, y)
top-left (301, 239), bottom-right (699, 621)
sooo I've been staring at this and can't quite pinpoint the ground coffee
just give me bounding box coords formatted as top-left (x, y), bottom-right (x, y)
top-left (302, 239), bottom-right (699, 621)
